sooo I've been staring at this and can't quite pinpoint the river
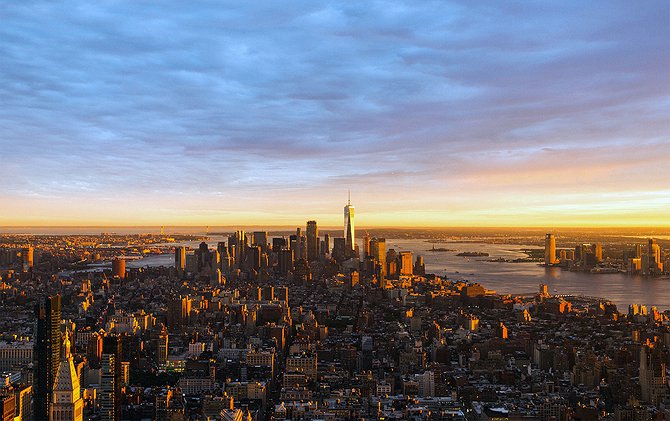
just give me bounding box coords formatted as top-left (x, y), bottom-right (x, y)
top-left (386, 238), bottom-right (669, 312)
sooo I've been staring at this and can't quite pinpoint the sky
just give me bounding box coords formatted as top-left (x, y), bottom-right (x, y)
top-left (1, 1), bottom-right (669, 228)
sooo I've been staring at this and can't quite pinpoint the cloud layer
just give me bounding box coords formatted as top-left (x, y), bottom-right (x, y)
top-left (1, 1), bottom-right (669, 226)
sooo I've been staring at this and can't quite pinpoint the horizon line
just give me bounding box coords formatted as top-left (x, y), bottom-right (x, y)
top-left (1, 224), bottom-right (669, 230)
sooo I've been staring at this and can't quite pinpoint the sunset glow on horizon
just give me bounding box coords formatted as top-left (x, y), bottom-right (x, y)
top-left (1, 1), bottom-right (668, 228)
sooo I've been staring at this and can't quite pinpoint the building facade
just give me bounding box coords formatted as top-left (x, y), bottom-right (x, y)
top-left (34, 295), bottom-right (62, 421)
top-left (49, 333), bottom-right (83, 421)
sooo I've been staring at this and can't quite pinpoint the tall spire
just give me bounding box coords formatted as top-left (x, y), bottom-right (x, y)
top-left (51, 326), bottom-right (83, 421)
top-left (62, 327), bottom-right (71, 360)
top-left (344, 194), bottom-right (355, 257)
top-left (348, 189), bottom-right (351, 205)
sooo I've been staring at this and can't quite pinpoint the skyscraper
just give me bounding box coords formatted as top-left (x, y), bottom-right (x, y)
top-left (228, 231), bottom-right (247, 266)
top-left (218, 242), bottom-right (233, 272)
top-left (344, 195), bottom-right (355, 258)
top-left (252, 231), bottom-right (269, 253)
top-left (363, 232), bottom-right (371, 259)
top-left (100, 336), bottom-right (122, 421)
top-left (414, 255), bottom-right (425, 276)
top-left (592, 243), bottom-right (603, 263)
top-left (50, 330), bottom-right (83, 421)
top-left (370, 238), bottom-right (386, 278)
top-left (648, 238), bottom-right (663, 274)
top-left (386, 249), bottom-right (399, 279)
top-left (306, 221), bottom-right (319, 262)
top-left (272, 237), bottom-right (287, 253)
top-left (544, 234), bottom-right (558, 265)
top-left (332, 238), bottom-right (346, 262)
top-left (196, 242), bottom-right (212, 273)
top-left (293, 228), bottom-right (307, 261)
top-left (22, 246), bottom-right (33, 272)
top-left (247, 246), bottom-right (262, 271)
top-left (277, 249), bottom-right (294, 277)
top-left (111, 257), bottom-right (126, 279)
top-left (640, 343), bottom-right (667, 405)
top-left (322, 234), bottom-right (330, 256)
top-left (175, 246), bottom-right (186, 277)
top-left (167, 296), bottom-right (191, 331)
top-left (34, 295), bottom-right (62, 421)
top-left (399, 251), bottom-right (414, 276)
top-left (153, 325), bottom-right (169, 366)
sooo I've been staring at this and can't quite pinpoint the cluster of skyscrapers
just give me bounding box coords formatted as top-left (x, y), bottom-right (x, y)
top-left (172, 198), bottom-right (423, 286)
top-left (1, 206), bottom-right (667, 420)
top-left (626, 239), bottom-right (665, 275)
top-left (544, 234), bottom-right (603, 268)
top-left (545, 233), bottom-right (666, 275)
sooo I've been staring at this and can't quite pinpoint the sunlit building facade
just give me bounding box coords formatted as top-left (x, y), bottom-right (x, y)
top-left (344, 197), bottom-right (355, 258)
top-left (544, 234), bottom-right (558, 265)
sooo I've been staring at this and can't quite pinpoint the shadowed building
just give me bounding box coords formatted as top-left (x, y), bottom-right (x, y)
top-left (34, 295), bottom-right (62, 421)
top-left (332, 238), bottom-right (347, 263)
top-left (291, 228), bottom-right (307, 261)
top-left (175, 246), bottom-right (186, 277)
top-left (322, 234), bottom-right (330, 257)
top-left (100, 336), bottom-right (122, 421)
top-left (278, 249), bottom-right (294, 277)
top-left (640, 342), bottom-right (668, 405)
top-left (167, 296), bottom-right (192, 331)
top-left (252, 231), bottom-right (268, 253)
top-left (414, 255), bottom-right (425, 276)
top-left (363, 232), bottom-right (371, 258)
top-left (306, 221), bottom-right (319, 262)
top-left (218, 243), bottom-right (233, 273)
top-left (22, 246), bottom-right (34, 272)
top-left (272, 237), bottom-right (287, 253)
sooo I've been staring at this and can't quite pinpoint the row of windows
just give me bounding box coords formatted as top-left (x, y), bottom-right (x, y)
top-left (50, 408), bottom-right (81, 420)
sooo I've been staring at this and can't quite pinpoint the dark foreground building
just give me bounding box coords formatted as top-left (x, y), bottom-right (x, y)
top-left (34, 295), bottom-right (62, 420)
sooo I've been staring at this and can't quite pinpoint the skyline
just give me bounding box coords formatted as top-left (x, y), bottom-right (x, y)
top-left (1, 1), bottom-right (669, 227)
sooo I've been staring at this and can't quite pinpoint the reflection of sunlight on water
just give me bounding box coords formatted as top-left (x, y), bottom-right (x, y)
top-left (544, 267), bottom-right (561, 279)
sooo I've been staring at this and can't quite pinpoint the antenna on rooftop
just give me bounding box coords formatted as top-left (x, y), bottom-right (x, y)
top-left (348, 190), bottom-right (351, 205)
